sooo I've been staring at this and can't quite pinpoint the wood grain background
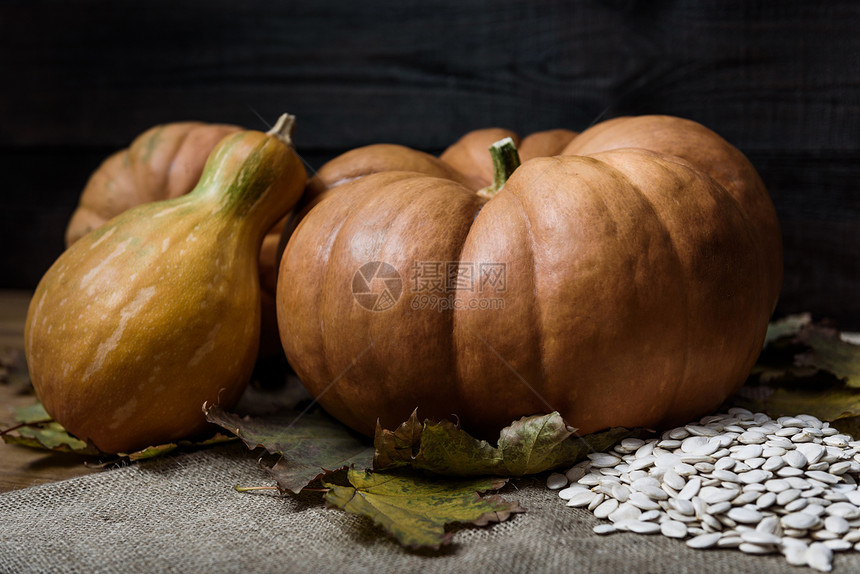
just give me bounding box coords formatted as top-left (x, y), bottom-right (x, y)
top-left (1, 0), bottom-right (858, 326)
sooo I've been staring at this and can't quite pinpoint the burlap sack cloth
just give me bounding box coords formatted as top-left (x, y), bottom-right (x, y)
top-left (2, 442), bottom-right (858, 573)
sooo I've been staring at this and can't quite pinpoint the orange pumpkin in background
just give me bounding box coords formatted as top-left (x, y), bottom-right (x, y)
top-left (28, 116), bottom-right (306, 453)
top-left (65, 121), bottom-right (287, 359)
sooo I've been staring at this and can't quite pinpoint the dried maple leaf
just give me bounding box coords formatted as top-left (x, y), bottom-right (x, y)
top-left (323, 468), bottom-right (524, 548)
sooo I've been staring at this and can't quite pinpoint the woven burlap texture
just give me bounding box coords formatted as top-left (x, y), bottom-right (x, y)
top-left (1, 443), bottom-right (856, 573)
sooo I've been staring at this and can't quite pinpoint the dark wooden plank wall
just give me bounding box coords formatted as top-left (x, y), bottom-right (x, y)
top-left (1, 1), bottom-right (858, 326)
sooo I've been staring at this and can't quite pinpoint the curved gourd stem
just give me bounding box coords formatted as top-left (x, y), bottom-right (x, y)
top-left (478, 137), bottom-right (521, 199)
top-left (267, 113), bottom-right (297, 147)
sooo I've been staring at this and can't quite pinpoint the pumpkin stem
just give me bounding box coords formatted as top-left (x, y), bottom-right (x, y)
top-left (478, 137), bottom-right (521, 198)
top-left (266, 113), bottom-right (297, 147)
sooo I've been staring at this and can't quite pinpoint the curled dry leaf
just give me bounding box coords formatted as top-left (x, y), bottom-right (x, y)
top-left (2, 401), bottom-right (234, 461)
top-left (2, 402), bottom-right (100, 455)
top-left (731, 314), bottom-right (860, 428)
top-left (763, 313), bottom-right (812, 346)
top-left (795, 324), bottom-right (860, 388)
top-left (374, 409), bottom-right (633, 477)
top-left (203, 403), bottom-right (374, 493)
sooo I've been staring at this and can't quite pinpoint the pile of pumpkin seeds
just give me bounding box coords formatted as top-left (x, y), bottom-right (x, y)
top-left (547, 408), bottom-right (860, 571)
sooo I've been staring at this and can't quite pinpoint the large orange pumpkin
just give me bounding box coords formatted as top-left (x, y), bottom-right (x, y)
top-left (65, 121), bottom-right (287, 358)
top-left (277, 115), bottom-right (782, 438)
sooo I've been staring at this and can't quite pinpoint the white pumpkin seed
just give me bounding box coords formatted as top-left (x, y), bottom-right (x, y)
top-left (755, 491), bottom-right (777, 509)
top-left (700, 514), bottom-right (722, 531)
top-left (588, 453), bottom-right (623, 468)
top-left (587, 492), bottom-right (605, 511)
top-left (782, 542), bottom-right (809, 566)
top-left (781, 512), bottom-right (818, 530)
top-left (633, 441), bottom-right (654, 458)
top-left (739, 469), bottom-right (772, 484)
top-left (717, 535), bottom-right (743, 548)
top-left (805, 503), bottom-right (827, 517)
top-left (681, 436), bottom-right (719, 456)
top-left (823, 538), bottom-right (852, 552)
top-left (793, 432), bottom-right (816, 443)
top-left (546, 472), bottom-right (568, 490)
top-left (638, 509), bottom-right (662, 522)
top-left (702, 485), bottom-right (741, 504)
top-left (824, 491), bottom-right (849, 503)
top-left (825, 502), bottom-right (860, 519)
top-left (797, 443), bottom-right (826, 464)
top-left (784, 450), bottom-right (808, 468)
top-left (785, 476), bottom-right (811, 490)
top-left (558, 485), bottom-right (589, 500)
top-left (734, 444), bottom-right (764, 460)
top-left (762, 446), bottom-right (787, 458)
top-left (620, 437), bottom-right (645, 451)
top-left (566, 490), bottom-right (596, 507)
top-left (677, 477), bottom-right (702, 500)
top-left (756, 515), bottom-right (780, 535)
top-left (739, 542), bottom-right (776, 554)
top-left (777, 466), bottom-right (805, 478)
top-left (610, 483), bottom-right (630, 502)
top-left (659, 520), bottom-right (686, 538)
top-left (608, 502), bottom-right (641, 523)
top-left (593, 498), bottom-right (619, 519)
top-left (784, 497), bottom-right (809, 512)
top-left (777, 489), bottom-right (802, 506)
top-left (578, 473), bottom-right (602, 486)
top-left (741, 530), bottom-right (781, 545)
top-left (728, 507), bottom-right (763, 524)
top-left (628, 492), bottom-right (661, 511)
top-left (764, 479), bottom-right (791, 493)
top-left (554, 409), bottom-right (860, 570)
top-left (802, 486), bottom-right (827, 499)
top-left (668, 427), bottom-right (690, 440)
top-left (625, 520), bottom-right (661, 534)
top-left (807, 470), bottom-right (841, 485)
top-left (565, 465), bottom-right (589, 483)
top-left (627, 455), bottom-right (655, 472)
top-left (824, 435), bottom-right (851, 448)
top-left (686, 425), bottom-right (719, 437)
top-left (805, 542), bottom-right (833, 572)
top-left (711, 469), bottom-right (739, 483)
top-left (731, 491), bottom-right (761, 506)
top-left (739, 431), bottom-right (767, 445)
top-left (686, 532), bottom-right (722, 549)
top-left (707, 501), bottom-right (732, 516)
top-left (812, 529), bottom-right (839, 541)
top-left (662, 469), bottom-right (686, 491)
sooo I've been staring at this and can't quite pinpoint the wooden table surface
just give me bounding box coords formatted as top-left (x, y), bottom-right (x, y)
top-left (0, 290), bottom-right (100, 493)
